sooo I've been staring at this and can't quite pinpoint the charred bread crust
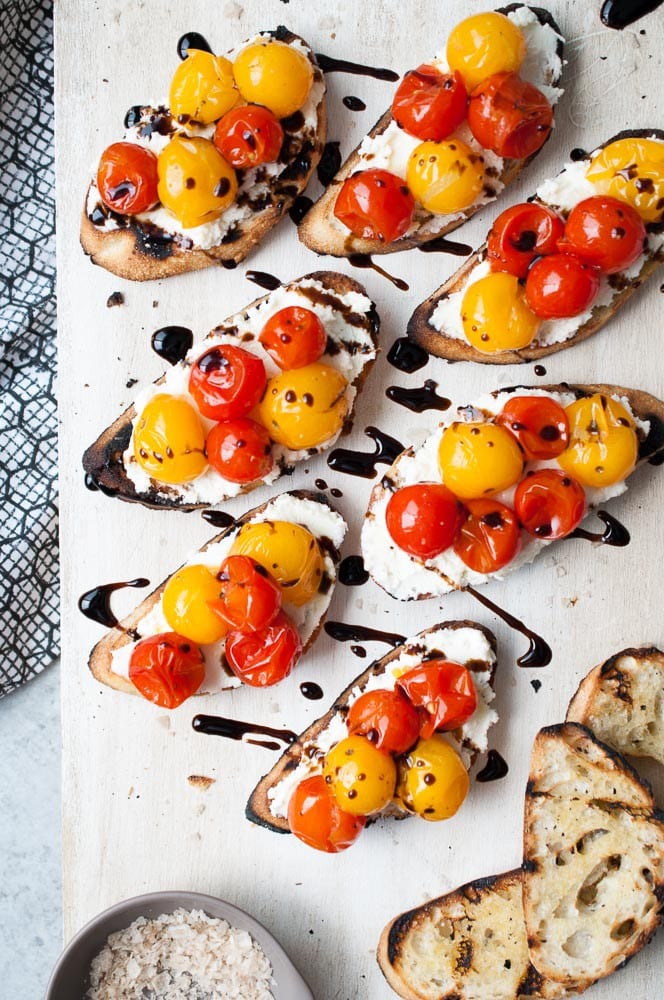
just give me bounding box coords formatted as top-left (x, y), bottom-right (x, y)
top-left (245, 620), bottom-right (497, 834)
top-left (80, 29), bottom-right (326, 281)
top-left (87, 490), bottom-right (342, 695)
top-left (407, 128), bottom-right (664, 363)
top-left (298, 5), bottom-right (563, 257)
top-left (82, 270), bottom-right (380, 510)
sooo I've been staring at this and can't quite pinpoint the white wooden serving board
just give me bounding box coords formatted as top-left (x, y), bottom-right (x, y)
top-left (55, 1), bottom-right (664, 996)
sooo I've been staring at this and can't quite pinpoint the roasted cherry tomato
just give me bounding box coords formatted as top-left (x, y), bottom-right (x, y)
top-left (205, 417), bottom-right (273, 484)
top-left (461, 272), bottom-right (540, 352)
top-left (97, 142), bottom-right (159, 215)
top-left (157, 136), bottom-right (237, 228)
top-left (230, 521), bottom-right (324, 607)
top-left (496, 395), bottom-right (570, 460)
top-left (213, 105), bottom-right (284, 169)
top-left (128, 632), bottom-right (205, 709)
top-left (391, 65), bottom-right (468, 141)
top-left (487, 203), bottom-right (565, 279)
top-left (208, 555), bottom-right (281, 633)
top-left (169, 51), bottom-right (238, 125)
top-left (162, 564), bottom-right (229, 644)
top-left (323, 735), bottom-right (397, 816)
top-left (586, 137), bottom-right (664, 224)
top-left (453, 499), bottom-right (521, 574)
top-left (446, 12), bottom-right (525, 92)
top-left (397, 736), bottom-right (469, 821)
top-left (438, 422), bottom-right (524, 500)
top-left (525, 253), bottom-right (600, 320)
top-left (514, 469), bottom-right (586, 540)
top-left (385, 483), bottom-right (464, 559)
top-left (225, 611), bottom-right (302, 686)
top-left (557, 196), bottom-right (646, 274)
top-left (259, 306), bottom-right (327, 370)
top-left (189, 344), bottom-right (267, 421)
top-left (134, 393), bottom-right (207, 484)
top-left (258, 363), bottom-right (348, 450)
top-left (406, 139), bottom-right (484, 214)
top-left (467, 72), bottom-right (553, 160)
top-left (233, 40), bottom-right (313, 119)
top-left (287, 775), bottom-right (365, 853)
top-left (557, 394), bottom-right (638, 488)
top-left (347, 689), bottom-right (421, 754)
top-left (334, 169), bottom-right (415, 243)
top-left (398, 660), bottom-right (478, 740)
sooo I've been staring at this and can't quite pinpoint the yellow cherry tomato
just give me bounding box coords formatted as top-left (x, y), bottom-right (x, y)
top-left (397, 736), bottom-right (469, 821)
top-left (557, 394), bottom-right (638, 488)
top-left (438, 421), bottom-right (524, 500)
top-left (162, 564), bottom-right (228, 645)
top-left (157, 136), bottom-right (237, 228)
top-left (233, 40), bottom-right (313, 119)
top-left (586, 138), bottom-right (664, 223)
top-left (406, 139), bottom-right (484, 215)
top-left (323, 735), bottom-right (397, 816)
top-left (446, 12), bottom-right (526, 92)
top-left (134, 393), bottom-right (207, 484)
top-left (230, 521), bottom-right (324, 606)
top-left (257, 363), bottom-right (348, 450)
top-left (461, 272), bottom-right (540, 352)
top-left (169, 51), bottom-right (239, 125)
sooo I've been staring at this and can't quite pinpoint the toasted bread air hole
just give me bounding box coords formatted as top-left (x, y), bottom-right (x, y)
top-left (561, 929), bottom-right (594, 959)
top-left (576, 854), bottom-right (622, 912)
top-left (610, 918), bottom-right (636, 941)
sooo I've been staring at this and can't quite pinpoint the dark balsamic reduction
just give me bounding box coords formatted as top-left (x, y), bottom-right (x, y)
top-left (465, 586), bottom-right (552, 667)
top-left (476, 749), bottom-right (509, 783)
top-left (348, 254), bottom-right (409, 291)
top-left (418, 236), bottom-right (473, 257)
top-left (351, 645), bottom-right (367, 658)
top-left (387, 337), bottom-right (429, 373)
top-left (315, 478), bottom-right (328, 491)
top-left (386, 380), bottom-right (451, 414)
top-left (132, 223), bottom-right (174, 260)
top-left (300, 681), bottom-right (324, 700)
top-left (289, 195), bottom-right (314, 224)
top-left (324, 621), bottom-right (406, 647)
top-left (570, 510), bottom-right (630, 547)
top-left (78, 578), bottom-right (150, 629)
top-left (343, 96), bottom-right (366, 111)
top-left (192, 713), bottom-right (297, 750)
top-left (85, 472), bottom-right (100, 492)
top-left (201, 510), bottom-right (235, 529)
top-left (330, 487), bottom-right (343, 498)
top-left (177, 32), bottom-right (212, 59)
top-left (124, 105), bottom-right (144, 129)
top-left (315, 53), bottom-right (399, 82)
top-left (534, 365), bottom-right (547, 377)
top-left (531, 679), bottom-right (542, 693)
top-left (317, 141), bottom-right (342, 187)
top-left (151, 325), bottom-right (193, 365)
top-left (246, 270), bottom-right (281, 291)
top-left (600, 0), bottom-right (663, 28)
top-left (328, 426), bottom-right (404, 479)
top-left (339, 555), bottom-right (369, 586)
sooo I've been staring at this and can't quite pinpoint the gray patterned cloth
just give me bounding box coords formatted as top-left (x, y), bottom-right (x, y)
top-left (0, 0), bottom-right (59, 696)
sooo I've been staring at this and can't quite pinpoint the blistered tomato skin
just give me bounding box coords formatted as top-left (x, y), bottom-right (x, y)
top-left (157, 136), bottom-right (237, 228)
top-left (467, 72), bottom-right (553, 160)
top-left (398, 661), bottom-right (478, 740)
top-left (259, 307), bottom-right (327, 370)
top-left (213, 105), bottom-right (284, 169)
top-left (162, 565), bottom-right (229, 645)
top-left (209, 555), bottom-right (282, 633)
top-left (134, 393), bottom-right (207, 484)
top-left (169, 51), bottom-right (239, 125)
top-left (230, 521), bottom-right (324, 606)
top-left (323, 735), bottom-right (397, 816)
top-left (586, 138), bottom-right (664, 223)
top-left (288, 775), bottom-right (366, 853)
top-left (557, 394), bottom-right (638, 488)
top-left (487, 203), bottom-right (565, 279)
top-left (525, 254), bottom-right (601, 320)
top-left (205, 417), bottom-right (273, 484)
top-left (258, 363), bottom-right (349, 450)
top-left (461, 272), bottom-right (540, 352)
top-left (128, 632), bottom-right (206, 709)
top-left (438, 422), bottom-right (524, 500)
top-left (347, 689), bottom-right (421, 755)
top-left (233, 40), bottom-right (313, 119)
top-left (385, 483), bottom-right (464, 559)
top-left (397, 735), bottom-right (469, 821)
top-left (225, 611), bottom-right (302, 686)
top-left (406, 139), bottom-right (484, 215)
top-left (97, 142), bottom-right (159, 215)
top-left (391, 65), bottom-right (468, 142)
top-left (334, 169), bottom-right (415, 243)
top-left (446, 12), bottom-right (526, 92)
top-left (557, 196), bottom-right (646, 275)
top-left (189, 344), bottom-right (267, 421)
top-left (515, 469), bottom-right (586, 540)
top-left (496, 396), bottom-right (570, 460)
top-left (453, 499), bottom-right (521, 574)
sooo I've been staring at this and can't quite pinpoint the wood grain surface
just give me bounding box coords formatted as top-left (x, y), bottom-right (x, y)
top-left (55, 2), bottom-right (664, 997)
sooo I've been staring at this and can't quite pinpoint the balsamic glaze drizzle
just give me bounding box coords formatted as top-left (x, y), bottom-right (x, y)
top-left (192, 714), bottom-right (297, 750)
top-left (324, 621), bottom-right (406, 647)
top-left (600, 0), bottom-right (663, 28)
top-left (533, 364), bottom-right (547, 377)
top-left (476, 749), bottom-right (509, 783)
top-left (315, 53), bottom-right (399, 82)
top-left (289, 195), bottom-right (314, 224)
top-left (177, 32), bottom-right (212, 60)
top-left (387, 337), bottom-right (429, 373)
top-left (348, 254), bottom-right (409, 291)
top-left (327, 426), bottom-right (404, 479)
top-left (570, 510), bottom-right (630, 547)
top-left (246, 270), bottom-right (281, 291)
top-left (78, 579), bottom-right (150, 629)
top-left (465, 587), bottom-right (552, 668)
top-left (300, 681), bottom-right (324, 701)
top-left (317, 141), bottom-right (342, 187)
top-left (386, 380), bottom-right (451, 414)
top-left (338, 555), bottom-right (369, 586)
top-left (151, 326), bottom-right (193, 366)
top-left (418, 236), bottom-right (473, 257)
top-left (201, 510), bottom-right (235, 529)
top-left (343, 96), bottom-right (366, 111)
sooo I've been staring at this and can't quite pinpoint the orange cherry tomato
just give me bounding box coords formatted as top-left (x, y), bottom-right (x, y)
top-left (189, 344), bottom-right (267, 421)
top-left (128, 632), bottom-right (205, 709)
top-left (525, 253), bottom-right (600, 319)
top-left (391, 65), bottom-right (468, 141)
top-left (487, 203), bottom-right (565, 279)
top-left (385, 483), bottom-right (465, 559)
top-left (208, 555), bottom-right (281, 633)
top-left (347, 689), bottom-right (421, 754)
top-left (467, 72), bottom-right (553, 159)
top-left (213, 104), bottom-right (284, 169)
top-left (514, 469), bottom-right (586, 540)
top-left (97, 141), bottom-right (159, 215)
top-left (259, 306), bottom-right (327, 370)
top-left (225, 611), bottom-right (302, 686)
top-left (334, 169), bottom-right (415, 243)
top-left (453, 499), bottom-right (520, 574)
top-left (557, 196), bottom-right (646, 275)
top-left (398, 660), bottom-right (478, 739)
top-left (288, 775), bottom-right (366, 853)
top-left (205, 418), bottom-right (273, 484)
top-left (496, 396), bottom-right (570, 460)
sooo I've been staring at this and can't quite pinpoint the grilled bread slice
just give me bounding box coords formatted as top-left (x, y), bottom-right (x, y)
top-left (407, 129), bottom-right (664, 364)
top-left (298, 5), bottom-right (563, 258)
top-left (522, 723), bottom-right (664, 991)
top-left (566, 647), bottom-right (664, 766)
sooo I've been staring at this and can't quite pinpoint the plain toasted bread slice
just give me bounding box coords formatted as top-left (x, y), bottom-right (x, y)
top-left (566, 647), bottom-right (664, 766)
top-left (298, 5), bottom-right (564, 257)
top-left (246, 621), bottom-right (497, 833)
top-left (81, 28), bottom-right (326, 281)
top-left (522, 723), bottom-right (664, 991)
top-left (82, 271), bottom-right (379, 511)
top-left (407, 128), bottom-right (664, 364)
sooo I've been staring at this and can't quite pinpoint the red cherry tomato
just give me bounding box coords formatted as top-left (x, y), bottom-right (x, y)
top-left (487, 203), bottom-right (565, 279)
top-left (189, 344), bottom-right (267, 421)
top-left (453, 499), bottom-right (520, 574)
top-left (334, 169), bottom-right (415, 243)
top-left (288, 775), bottom-right (366, 852)
top-left (128, 632), bottom-right (205, 709)
top-left (386, 483), bottom-right (464, 559)
top-left (208, 555), bottom-right (281, 633)
top-left (347, 689), bottom-right (421, 754)
top-left (97, 141), bottom-right (159, 215)
top-left (398, 660), bottom-right (478, 740)
top-left (259, 306), bottom-right (327, 370)
top-left (206, 418), bottom-right (273, 484)
top-left (525, 253), bottom-right (601, 319)
top-left (514, 469), bottom-right (586, 540)
top-left (391, 65), bottom-right (468, 141)
top-left (496, 396), bottom-right (570, 460)
top-left (213, 104), bottom-right (284, 169)
top-left (557, 195), bottom-right (646, 275)
top-left (467, 72), bottom-right (553, 159)
top-left (225, 611), bottom-right (302, 686)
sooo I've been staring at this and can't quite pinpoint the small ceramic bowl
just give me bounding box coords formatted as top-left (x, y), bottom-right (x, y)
top-left (46, 889), bottom-right (314, 1000)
